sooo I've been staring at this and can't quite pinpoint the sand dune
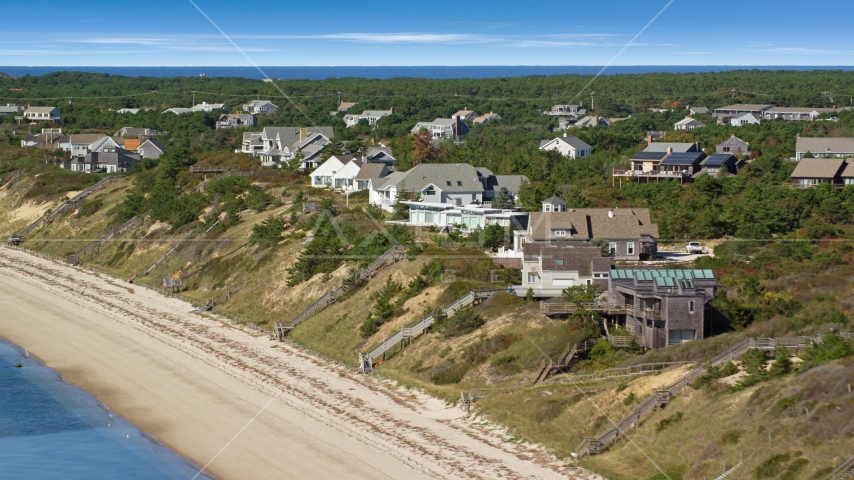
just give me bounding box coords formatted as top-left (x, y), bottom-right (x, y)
top-left (0, 247), bottom-right (598, 480)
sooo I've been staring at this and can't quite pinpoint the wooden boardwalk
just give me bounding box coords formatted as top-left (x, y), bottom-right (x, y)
top-left (574, 334), bottom-right (852, 457)
top-left (273, 246), bottom-right (406, 340)
top-left (359, 287), bottom-right (512, 373)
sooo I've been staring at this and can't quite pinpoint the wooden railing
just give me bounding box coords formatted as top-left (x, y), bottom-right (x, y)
top-left (360, 287), bottom-right (512, 373)
top-left (573, 335), bottom-right (854, 457)
top-left (274, 246), bottom-right (406, 340)
top-left (540, 302), bottom-right (633, 314)
top-left (75, 210), bottom-right (150, 258)
top-left (827, 452), bottom-right (854, 480)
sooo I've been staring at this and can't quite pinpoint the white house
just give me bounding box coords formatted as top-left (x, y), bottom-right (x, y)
top-left (539, 134), bottom-right (592, 159)
top-left (242, 126), bottom-right (334, 169)
top-left (399, 201), bottom-right (527, 232)
top-left (344, 109), bottom-right (394, 128)
top-left (243, 100), bottom-right (278, 115)
top-left (369, 163), bottom-right (527, 212)
top-left (24, 106), bottom-right (61, 125)
top-left (411, 118), bottom-right (469, 138)
top-left (331, 157), bottom-right (364, 191)
top-left (310, 155), bottom-right (347, 188)
top-left (730, 112), bottom-right (761, 126)
top-left (674, 116), bottom-right (706, 131)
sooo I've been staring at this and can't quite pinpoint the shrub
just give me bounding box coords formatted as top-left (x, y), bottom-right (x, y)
top-left (490, 353), bottom-right (518, 366)
top-left (623, 392), bottom-right (636, 406)
top-left (76, 199), bottom-right (103, 218)
top-left (655, 411), bottom-right (683, 433)
top-left (769, 348), bottom-right (793, 377)
top-left (250, 214), bottom-right (287, 247)
top-left (615, 382), bottom-right (628, 393)
top-left (588, 339), bottom-right (616, 362)
top-left (435, 307), bottom-right (486, 338)
top-left (800, 333), bottom-right (854, 365)
top-left (719, 429), bottom-right (740, 445)
top-left (755, 452), bottom-right (792, 479)
top-left (429, 360), bottom-right (470, 385)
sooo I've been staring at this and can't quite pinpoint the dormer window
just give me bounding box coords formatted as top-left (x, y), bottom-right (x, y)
top-left (424, 186), bottom-right (435, 195)
top-left (554, 230), bottom-right (566, 237)
top-left (446, 181), bottom-right (452, 186)
top-left (457, 181), bottom-right (462, 186)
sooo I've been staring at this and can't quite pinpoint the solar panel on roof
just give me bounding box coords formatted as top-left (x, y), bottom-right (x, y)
top-left (631, 151), bottom-right (667, 160)
top-left (660, 152), bottom-right (705, 165)
top-left (702, 154), bottom-right (732, 167)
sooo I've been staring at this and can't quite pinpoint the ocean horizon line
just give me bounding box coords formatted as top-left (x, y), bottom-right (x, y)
top-left (2, 65), bottom-right (854, 81)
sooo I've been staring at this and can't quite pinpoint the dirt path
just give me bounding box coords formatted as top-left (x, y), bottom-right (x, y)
top-left (0, 247), bottom-right (599, 480)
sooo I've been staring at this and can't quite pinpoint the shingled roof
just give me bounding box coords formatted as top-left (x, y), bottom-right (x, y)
top-left (790, 158), bottom-right (847, 179)
top-left (528, 208), bottom-right (658, 240)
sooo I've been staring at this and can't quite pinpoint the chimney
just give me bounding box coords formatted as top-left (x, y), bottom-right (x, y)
top-left (563, 131), bottom-right (567, 137)
top-left (455, 115), bottom-right (461, 139)
top-left (667, 147), bottom-right (673, 154)
top-left (362, 154), bottom-right (367, 163)
top-left (579, 101), bottom-right (583, 108)
top-left (299, 127), bottom-right (307, 141)
top-left (647, 134), bottom-right (653, 145)
top-left (608, 209), bottom-right (614, 218)
top-left (595, 115), bottom-right (600, 125)
top-left (390, 107), bottom-right (395, 115)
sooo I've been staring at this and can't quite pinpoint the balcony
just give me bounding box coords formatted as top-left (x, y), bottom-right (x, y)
top-left (642, 308), bottom-right (662, 320)
top-left (613, 169), bottom-right (690, 178)
top-left (791, 180), bottom-right (848, 190)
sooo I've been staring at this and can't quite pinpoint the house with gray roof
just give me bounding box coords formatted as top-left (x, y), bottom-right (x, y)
top-left (790, 157), bottom-right (851, 188)
top-left (369, 163), bottom-right (526, 212)
top-left (716, 134), bottom-right (749, 155)
top-left (20, 129), bottom-right (68, 150)
top-left (515, 207), bottom-right (659, 261)
top-left (452, 108), bottom-right (478, 122)
top-left (730, 112), bottom-right (761, 126)
top-left (547, 104), bottom-right (586, 116)
top-left (70, 150), bottom-right (142, 173)
top-left (538, 134), bottom-right (592, 158)
top-left (0, 104), bottom-right (23, 116)
top-left (795, 136), bottom-right (854, 160)
top-left (242, 100), bottom-right (278, 115)
top-left (23, 106), bottom-right (61, 125)
top-left (241, 126), bottom-right (335, 169)
top-left (575, 115), bottom-right (609, 128)
top-left (763, 106), bottom-right (845, 122)
top-left (355, 163), bottom-right (389, 191)
top-left (138, 139), bottom-right (167, 160)
top-left (363, 146), bottom-right (396, 169)
top-left (216, 113), bottom-right (257, 129)
top-left (473, 112), bottom-right (500, 124)
top-left (114, 127), bottom-right (159, 138)
top-left (688, 106), bottom-right (709, 115)
top-left (713, 104), bottom-right (775, 119)
top-left (344, 108), bottom-right (394, 128)
top-left (514, 244), bottom-right (611, 298)
top-left (674, 116), bottom-right (706, 131)
top-left (606, 268), bottom-right (717, 348)
top-left (411, 118), bottom-right (469, 138)
top-left (116, 108), bottom-right (140, 114)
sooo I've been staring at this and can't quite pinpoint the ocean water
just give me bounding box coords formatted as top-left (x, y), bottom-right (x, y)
top-left (1, 65), bottom-right (853, 80)
top-left (0, 340), bottom-right (212, 480)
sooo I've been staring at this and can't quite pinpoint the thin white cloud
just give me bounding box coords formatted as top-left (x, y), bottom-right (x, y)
top-left (76, 37), bottom-right (173, 46)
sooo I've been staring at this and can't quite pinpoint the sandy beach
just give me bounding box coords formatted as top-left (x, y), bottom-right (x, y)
top-left (0, 246), bottom-right (598, 480)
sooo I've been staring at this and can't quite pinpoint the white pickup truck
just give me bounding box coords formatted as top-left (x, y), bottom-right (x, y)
top-left (685, 242), bottom-right (704, 254)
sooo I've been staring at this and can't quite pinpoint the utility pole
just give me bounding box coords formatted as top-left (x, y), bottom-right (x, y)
top-left (192, 90), bottom-right (196, 107)
top-left (590, 91), bottom-right (596, 111)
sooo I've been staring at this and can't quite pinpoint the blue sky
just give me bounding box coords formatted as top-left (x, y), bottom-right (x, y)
top-left (2, 0), bottom-right (853, 66)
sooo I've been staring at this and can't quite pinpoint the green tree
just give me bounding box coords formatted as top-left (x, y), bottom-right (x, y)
top-left (492, 186), bottom-right (515, 209)
top-left (769, 348), bottom-right (792, 377)
top-left (561, 284), bottom-right (601, 304)
top-left (250, 214), bottom-right (287, 247)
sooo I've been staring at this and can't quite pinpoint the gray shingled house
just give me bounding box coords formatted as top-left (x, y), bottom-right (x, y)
top-left (607, 268), bottom-right (717, 348)
top-left (515, 207), bottom-right (659, 261)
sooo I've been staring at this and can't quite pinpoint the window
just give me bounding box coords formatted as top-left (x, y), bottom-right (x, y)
top-left (446, 181), bottom-right (452, 186)
top-left (532, 254), bottom-right (539, 259)
top-left (722, 146), bottom-right (730, 152)
top-left (527, 273), bottom-right (538, 284)
top-left (424, 186), bottom-right (435, 196)
top-left (688, 301), bottom-right (695, 314)
top-left (586, 279), bottom-right (592, 285)
top-left (554, 230), bottom-right (566, 237)
top-left (609, 243), bottom-right (617, 255)
top-left (544, 204), bottom-right (552, 212)
top-left (555, 259), bottom-right (564, 266)
top-left (457, 181), bottom-right (463, 186)
top-left (627, 243), bottom-right (635, 255)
